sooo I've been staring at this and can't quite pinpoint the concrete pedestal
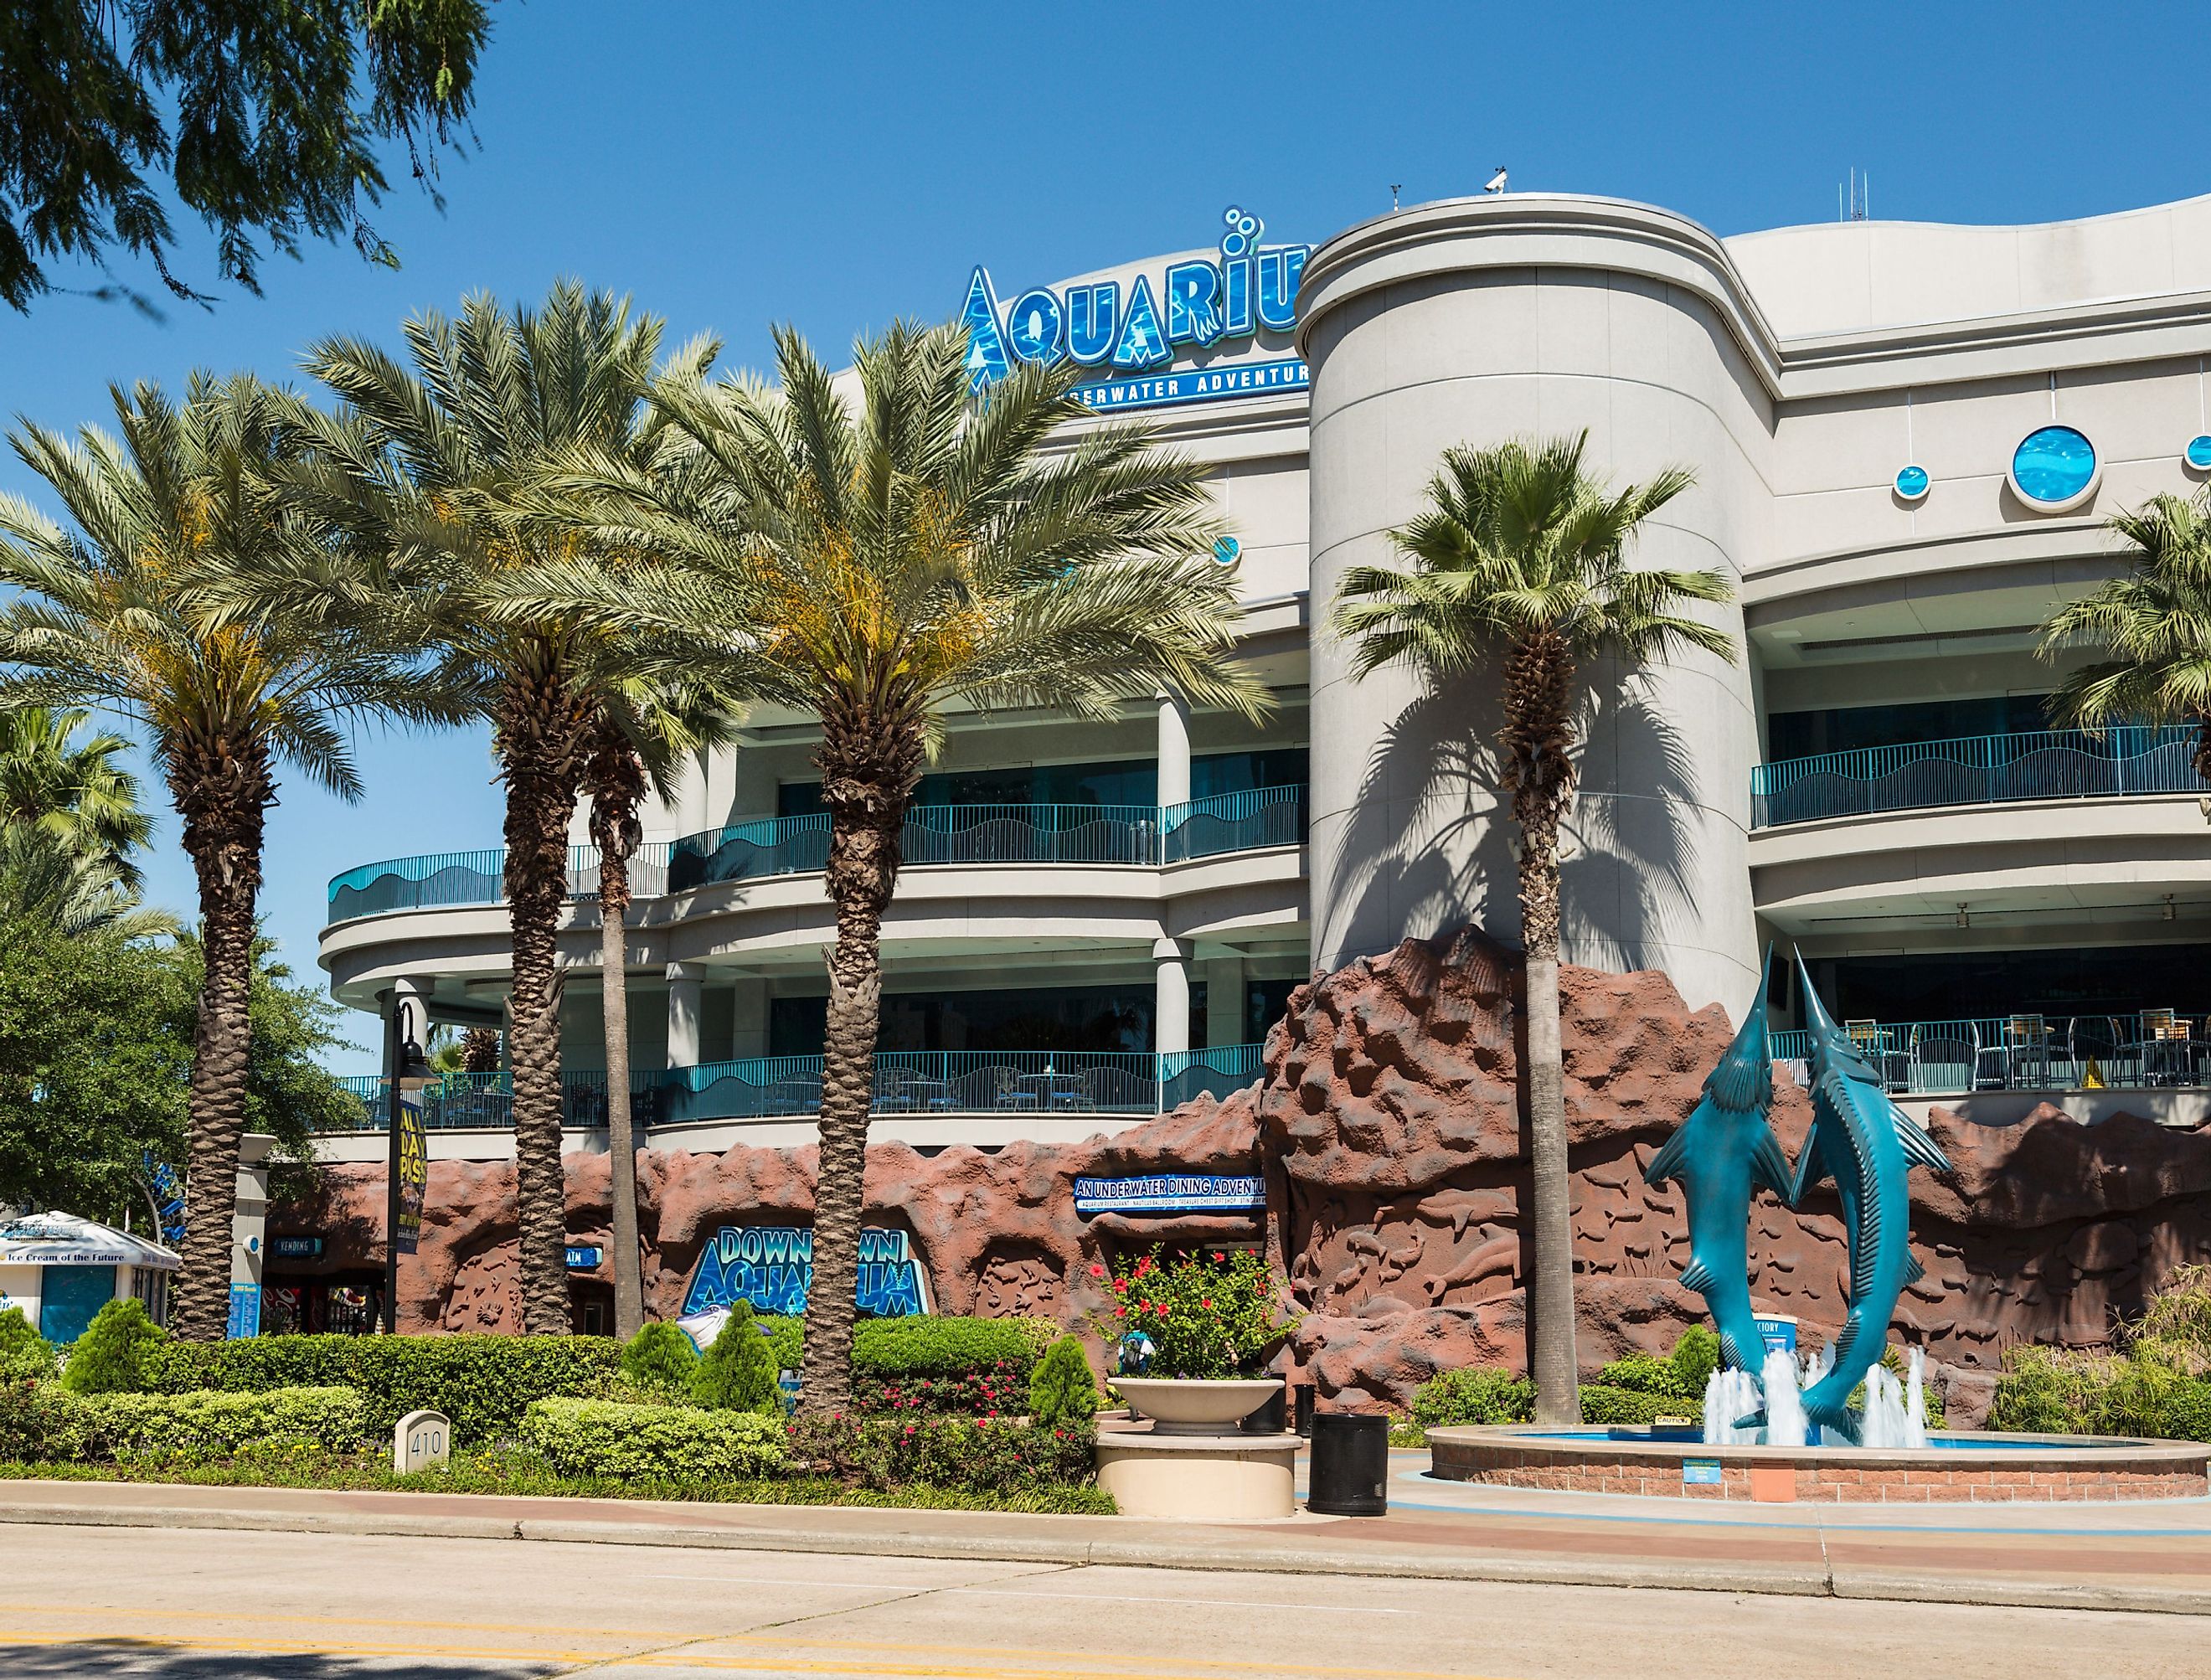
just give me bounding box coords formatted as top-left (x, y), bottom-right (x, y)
top-left (1094, 1431), bottom-right (1302, 1519)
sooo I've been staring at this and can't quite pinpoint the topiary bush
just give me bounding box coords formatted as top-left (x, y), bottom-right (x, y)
top-left (80, 1385), bottom-right (368, 1462)
top-left (618, 1322), bottom-right (698, 1399)
top-left (0, 1377), bottom-right (87, 1461)
top-left (60, 1298), bottom-right (165, 1394)
top-left (520, 1397), bottom-right (787, 1480)
top-left (1669, 1325), bottom-right (1721, 1398)
top-left (0, 1306), bottom-right (56, 1382)
top-left (1028, 1336), bottom-right (1098, 1429)
top-left (143, 1334), bottom-right (626, 1443)
top-left (1593, 1353), bottom-right (1690, 1398)
top-left (1579, 1384), bottom-right (1694, 1427)
top-left (692, 1303), bottom-right (781, 1415)
top-left (1409, 1368), bottom-right (1535, 1429)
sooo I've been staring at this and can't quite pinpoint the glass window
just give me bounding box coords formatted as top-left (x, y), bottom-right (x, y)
top-left (777, 746), bottom-right (1308, 817)
top-left (1767, 695), bottom-right (2053, 761)
top-left (1817, 944), bottom-right (2211, 1024)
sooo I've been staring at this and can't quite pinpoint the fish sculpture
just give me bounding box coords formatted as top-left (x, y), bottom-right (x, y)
top-left (1788, 954), bottom-right (1953, 1442)
top-left (1643, 949), bottom-right (1790, 1379)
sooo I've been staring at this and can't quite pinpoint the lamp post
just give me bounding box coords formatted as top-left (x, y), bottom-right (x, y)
top-left (384, 994), bottom-right (436, 1335)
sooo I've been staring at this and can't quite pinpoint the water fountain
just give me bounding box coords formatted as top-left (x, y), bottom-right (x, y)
top-left (1425, 951), bottom-right (2211, 1501)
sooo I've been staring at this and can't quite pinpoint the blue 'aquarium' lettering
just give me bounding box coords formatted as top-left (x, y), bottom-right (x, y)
top-left (961, 206), bottom-right (1311, 412)
top-left (681, 1224), bottom-right (927, 1317)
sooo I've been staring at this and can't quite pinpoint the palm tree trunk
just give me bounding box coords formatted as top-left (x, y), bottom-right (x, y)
top-left (798, 710), bottom-right (920, 1417)
top-left (499, 669), bottom-right (590, 1337)
top-left (168, 746), bottom-right (271, 1342)
top-left (587, 729), bottom-right (648, 1340)
top-left (1503, 634), bottom-right (1581, 1425)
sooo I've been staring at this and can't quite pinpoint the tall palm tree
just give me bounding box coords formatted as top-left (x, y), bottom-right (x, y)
top-left (2040, 488), bottom-right (2211, 773)
top-left (0, 823), bottom-right (178, 940)
top-left (0, 374), bottom-right (444, 1337)
top-left (285, 281), bottom-right (716, 1332)
top-left (0, 705), bottom-right (155, 889)
top-left (537, 321), bottom-right (1269, 1411)
top-left (1332, 432), bottom-right (1732, 1425)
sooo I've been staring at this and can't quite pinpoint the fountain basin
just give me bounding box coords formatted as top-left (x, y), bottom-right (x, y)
top-left (1426, 1425), bottom-right (2211, 1502)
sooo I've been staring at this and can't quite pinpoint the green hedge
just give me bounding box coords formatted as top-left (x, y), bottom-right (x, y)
top-left (786, 1412), bottom-right (1096, 1497)
top-left (1410, 1368), bottom-right (1534, 1429)
top-left (0, 1381), bottom-right (368, 1463)
top-left (748, 1315), bottom-right (1055, 1379)
top-left (520, 1398), bottom-right (788, 1480)
top-left (1579, 1384), bottom-right (1695, 1427)
top-left (146, 1336), bottom-right (624, 1443)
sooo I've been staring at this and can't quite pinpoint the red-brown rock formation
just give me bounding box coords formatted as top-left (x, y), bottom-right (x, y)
top-left (284, 926), bottom-right (2211, 1423)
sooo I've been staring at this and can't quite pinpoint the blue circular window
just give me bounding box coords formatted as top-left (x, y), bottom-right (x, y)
top-left (1894, 464), bottom-right (1930, 502)
top-left (1212, 535), bottom-right (1241, 566)
top-left (2187, 435), bottom-right (2211, 472)
top-left (2007, 425), bottom-right (2100, 511)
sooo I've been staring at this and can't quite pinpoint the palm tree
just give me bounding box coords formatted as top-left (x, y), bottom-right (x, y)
top-left (2040, 488), bottom-right (2211, 774)
top-left (539, 321), bottom-right (1269, 1411)
top-left (1331, 432), bottom-right (1733, 1425)
top-left (0, 705), bottom-right (155, 889)
top-left (0, 824), bottom-right (178, 940)
top-left (0, 374), bottom-right (444, 1337)
top-left (286, 281), bottom-right (716, 1333)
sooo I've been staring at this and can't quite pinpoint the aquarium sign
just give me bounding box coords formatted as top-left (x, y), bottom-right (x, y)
top-left (564, 1245), bottom-right (602, 1270)
top-left (1072, 1174), bottom-right (1266, 1215)
top-left (681, 1224), bottom-right (927, 1317)
top-left (960, 205), bottom-right (1310, 411)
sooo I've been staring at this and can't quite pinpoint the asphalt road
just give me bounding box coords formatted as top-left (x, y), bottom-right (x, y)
top-left (3, 1522), bottom-right (2205, 1678)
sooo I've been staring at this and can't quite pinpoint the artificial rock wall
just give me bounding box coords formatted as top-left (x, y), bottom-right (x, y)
top-left (288, 927), bottom-right (2211, 1422)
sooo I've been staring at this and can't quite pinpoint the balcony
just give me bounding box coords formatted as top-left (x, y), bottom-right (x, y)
top-left (1749, 727), bottom-right (2208, 829)
top-left (323, 1044), bottom-right (1269, 1132)
top-left (1770, 1013), bottom-right (2211, 1095)
top-left (325, 788), bottom-right (1308, 925)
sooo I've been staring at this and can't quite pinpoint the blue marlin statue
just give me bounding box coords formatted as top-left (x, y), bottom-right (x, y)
top-left (1788, 954), bottom-right (1953, 1441)
top-left (1643, 949), bottom-right (1790, 1379)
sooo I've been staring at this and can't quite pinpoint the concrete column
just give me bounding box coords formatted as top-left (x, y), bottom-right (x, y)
top-left (666, 963), bottom-right (705, 1069)
top-left (1204, 953), bottom-right (1245, 1048)
top-left (1157, 694), bottom-right (1192, 809)
top-left (729, 977), bottom-right (769, 1059)
top-left (1153, 937), bottom-right (1193, 1057)
top-left (229, 1131), bottom-right (275, 1335)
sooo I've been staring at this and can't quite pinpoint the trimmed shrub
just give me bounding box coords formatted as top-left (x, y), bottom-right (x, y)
top-left (2161, 1379), bottom-right (2211, 1444)
top-left (144, 1334), bottom-right (625, 1443)
top-left (520, 1398), bottom-right (786, 1479)
top-left (1409, 1368), bottom-right (1535, 1429)
top-left (81, 1386), bottom-right (368, 1462)
top-left (1593, 1353), bottom-right (1688, 1398)
top-left (1028, 1336), bottom-right (1099, 1429)
top-left (1579, 1384), bottom-right (1693, 1427)
top-left (693, 1303), bottom-right (781, 1415)
top-left (0, 1377), bottom-right (88, 1460)
top-left (1987, 1345), bottom-right (2123, 1434)
top-left (0, 1307), bottom-right (55, 1381)
top-left (787, 1412), bottom-right (1095, 1496)
top-left (60, 1298), bottom-right (165, 1394)
top-left (754, 1314), bottom-right (1056, 1414)
top-left (1669, 1326), bottom-right (1722, 1398)
top-left (621, 1322), bottom-right (699, 1398)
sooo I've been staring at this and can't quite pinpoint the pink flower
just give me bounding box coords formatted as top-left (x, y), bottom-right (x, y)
top-left (1089, 1262), bottom-right (1105, 1277)
top-left (1113, 1306), bottom-right (1126, 1318)
top-left (1213, 1252), bottom-right (1225, 1263)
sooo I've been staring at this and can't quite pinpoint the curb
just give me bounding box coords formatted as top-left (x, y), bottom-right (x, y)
top-left (0, 1494), bottom-right (2204, 1616)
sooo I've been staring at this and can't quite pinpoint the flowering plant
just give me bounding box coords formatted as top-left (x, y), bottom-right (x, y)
top-left (1087, 1246), bottom-right (1287, 1380)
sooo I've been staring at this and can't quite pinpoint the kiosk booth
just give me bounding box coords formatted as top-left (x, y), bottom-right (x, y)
top-left (0, 1212), bottom-right (179, 1342)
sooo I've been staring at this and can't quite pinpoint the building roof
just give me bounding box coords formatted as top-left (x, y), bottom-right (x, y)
top-left (0, 1211), bottom-right (179, 1270)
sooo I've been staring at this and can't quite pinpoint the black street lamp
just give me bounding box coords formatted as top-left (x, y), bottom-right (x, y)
top-left (384, 995), bottom-right (436, 1334)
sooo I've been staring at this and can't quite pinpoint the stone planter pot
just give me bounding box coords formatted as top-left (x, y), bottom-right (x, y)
top-left (1111, 1378), bottom-right (1284, 1436)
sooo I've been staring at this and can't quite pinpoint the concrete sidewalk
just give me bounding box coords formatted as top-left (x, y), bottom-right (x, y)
top-left (6, 1451), bottom-right (2210, 1617)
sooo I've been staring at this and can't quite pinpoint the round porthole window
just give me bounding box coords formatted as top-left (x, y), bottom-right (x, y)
top-left (1894, 464), bottom-right (1930, 503)
top-left (2007, 425), bottom-right (2100, 512)
top-left (1212, 535), bottom-right (1241, 566)
top-left (2186, 435), bottom-right (2211, 473)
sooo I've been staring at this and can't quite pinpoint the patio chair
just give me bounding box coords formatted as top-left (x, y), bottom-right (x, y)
top-left (1969, 1021), bottom-right (2010, 1090)
top-left (1845, 1019), bottom-right (1909, 1093)
top-left (1908, 1025), bottom-right (1975, 1095)
top-left (2005, 1015), bottom-right (2051, 1089)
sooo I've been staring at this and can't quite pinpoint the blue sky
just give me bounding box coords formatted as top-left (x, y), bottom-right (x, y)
top-left (1, 0), bottom-right (2205, 1069)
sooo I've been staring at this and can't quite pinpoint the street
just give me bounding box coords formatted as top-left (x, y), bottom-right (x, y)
top-left (0, 1523), bottom-right (2203, 1678)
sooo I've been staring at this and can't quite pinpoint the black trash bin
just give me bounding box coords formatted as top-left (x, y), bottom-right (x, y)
top-left (1292, 1384), bottom-right (1316, 1438)
top-left (1306, 1412), bottom-right (1389, 1515)
top-left (1239, 1383), bottom-right (1288, 1434)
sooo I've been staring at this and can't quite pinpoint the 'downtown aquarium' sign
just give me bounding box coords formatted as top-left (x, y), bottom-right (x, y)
top-left (960, 206), bottom-right (1310, 414)
top-left (681, 1224), bottom-right (928, 1317)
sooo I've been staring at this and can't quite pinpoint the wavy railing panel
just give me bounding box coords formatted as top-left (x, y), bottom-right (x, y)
top-left (1750, 727), bottom-right (2206, 827)
top-left (1158, 1043), bottom-right (1266, 1109)
top-left (1162, 786), bottom-right (1306, 863)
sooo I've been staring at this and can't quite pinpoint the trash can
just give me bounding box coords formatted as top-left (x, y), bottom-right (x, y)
top-left (1292, 1384), bottom-right (1316, 1438)
top-left (1239, 1382), bottom-right (1287, 1434)
top-left (1307, 1412), bottom-right (1389, 1515)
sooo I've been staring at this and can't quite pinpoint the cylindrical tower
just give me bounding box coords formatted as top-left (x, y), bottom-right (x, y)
top-left (1296, 195), bottom-right (1771, 1012)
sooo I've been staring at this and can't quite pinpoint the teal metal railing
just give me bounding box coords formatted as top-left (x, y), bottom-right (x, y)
top-left (1750, 726), bottom-right (2206, 827)
top-left (328, 787), bottom-right (1308, 922)
top-left (1162, 786), bottom-right (1306, 863)
top-left (322, 1045), bottom-right (1270, 1131)
top-left (1767, 1013), bottom-right (2209, 1093)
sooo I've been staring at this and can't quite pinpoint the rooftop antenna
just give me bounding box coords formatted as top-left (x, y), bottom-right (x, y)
top-left (1484, 165), bottom-right (1508, 195)
top-left (1390, 182), bottom-right (1402, 211)
top-left (1840, 167), bottom-right (1869, 222)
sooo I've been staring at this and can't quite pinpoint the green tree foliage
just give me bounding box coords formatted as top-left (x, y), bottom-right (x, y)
top-left (0, 706), bottom-right (153, 889)
top-left (0, 1305), bottom-right (56, 1380)
top-left (1027, 1336), bottom-right (1099, 1429)
top-left (691, 1303), bottom-right (782, 1415)
top-left (1669, 1325), bottom-right (1722, 1397)
top-left (0, 0), bottom-right (492, 311)
top-left (618, 1321), bottom-right (698, 1398)
top-left (59, 1296), bottom-right (166, 1389)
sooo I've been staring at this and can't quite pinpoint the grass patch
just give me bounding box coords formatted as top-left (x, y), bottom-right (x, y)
top-left (0, 1450), bottom-right (1116, 1515)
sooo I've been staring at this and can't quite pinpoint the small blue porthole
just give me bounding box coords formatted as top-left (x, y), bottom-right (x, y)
top-left (2007, 425), bottom-right (2100, 512)
top-left (1894, 464), bottom-right (1930, 503)
top-left (2186, 435), bottom-right (2211, 472)
top-left (1212, 535), bottom-right (1241, 566)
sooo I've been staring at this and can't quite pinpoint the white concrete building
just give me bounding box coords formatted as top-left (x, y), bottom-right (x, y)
top-left (320, 189), bottom-right (2211, 1159)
